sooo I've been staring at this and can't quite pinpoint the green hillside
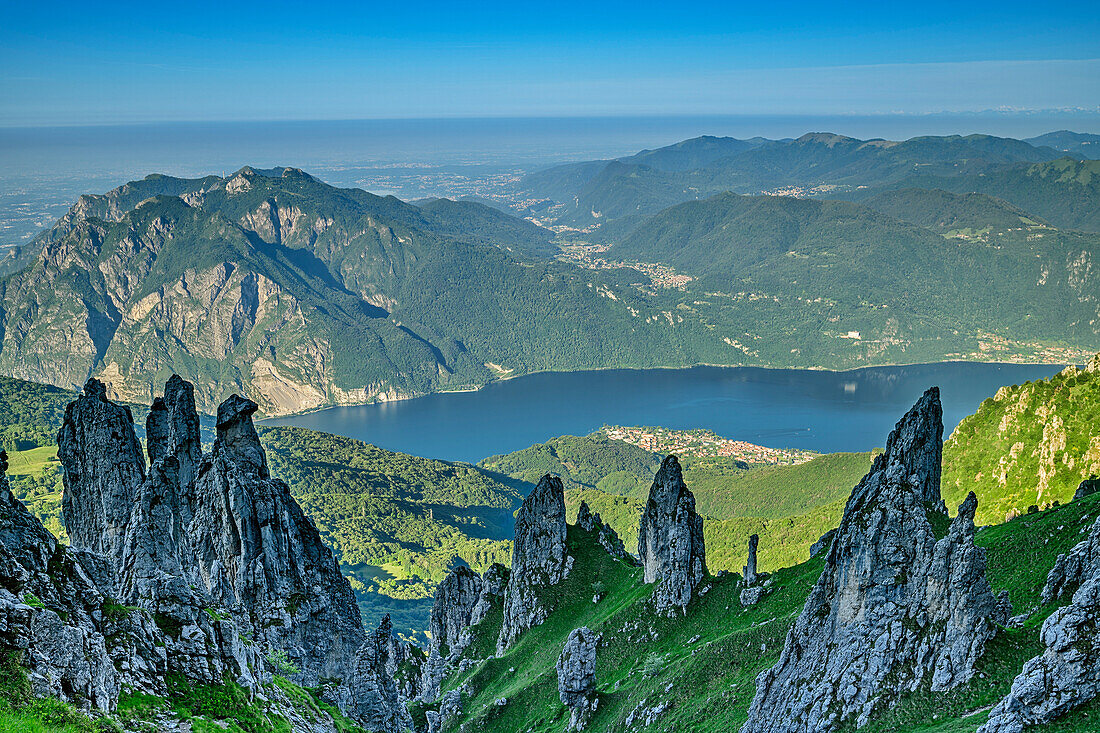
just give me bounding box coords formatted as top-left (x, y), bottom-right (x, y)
top-left (429, 493), bottom-right (1100, 732)
top-left (1025, 131), bottom-right (1100, 160)
top-left (610, 192), bottom-right (1100, 364)
top-left (479, 434), bottom-right (661, 495)
top-left (861, 188), bottom-right (1046, 233)
top-left (0, 376), bottom-right (75, 451)
top-left (888, 157), bottom-right (1100, 232)
top-left (943, 357), bottom-right (1100, 526)
top-left (619, 135), bottom-right (766, 172)
top-left (520, 132), bottom-right (1065, 227)
top-left (261, 426), bottom-right (523, 637)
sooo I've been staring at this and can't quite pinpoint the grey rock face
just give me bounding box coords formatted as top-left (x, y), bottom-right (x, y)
top-left (57, 379), bottom-right (146, 562)
top-left (557, 627), bottom-right (601, 731)
top-left (638, 456), bottom-right (706, 613)
top-left (739, 586), bottom-right (765, 607)
top-left (1042, 513), bottom-right (1100, 605)
top-left (498, 474), bottom-right (571, 652)
top-left (421, 566), bottom-right (483, 700)
top-left (146, 374), bottom-right (202, 488)
top-left (426, 687), bottom-right (465, 733)
top-left (980, 517), bottom-right (1100, 733)
top-left (743, 534), bottom-right (759, 586)
top-left (742, 388), bottom-right (1002, 733)
top-left (193, 392), bottom-right (365, 685)
top-left (576, 500), bottom-right (596, 531)
top-left (429, 566), bottom-right (483, 657)
top-left (345, 615), bottom-right (412, 733)
top-left (470, 563), bottom-right (508, 627)
top-left (56, 377), bottom-right (368, 695)
top-left (0, 451), bottom-right (165, 712)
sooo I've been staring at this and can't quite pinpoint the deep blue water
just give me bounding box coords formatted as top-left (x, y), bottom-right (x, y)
top-left (262, 363), bottom-right (1064, 464)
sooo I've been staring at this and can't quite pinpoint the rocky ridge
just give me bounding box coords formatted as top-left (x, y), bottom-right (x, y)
top-left (741, 388), bottom-right (1005, 733)
top-left (576, 500), bottom-right (634, 564)
top-left (3, 375), bottom-right (414, 731)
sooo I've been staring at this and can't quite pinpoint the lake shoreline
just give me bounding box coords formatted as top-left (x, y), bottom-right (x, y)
top-left (261, 358), bottom-right (1075, 421)
top-left (261, 361), bottom-right (1066, 464)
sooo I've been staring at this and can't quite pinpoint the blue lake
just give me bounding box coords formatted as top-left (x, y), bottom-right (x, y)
top-left (263, 363), bottom-right (1064, 464)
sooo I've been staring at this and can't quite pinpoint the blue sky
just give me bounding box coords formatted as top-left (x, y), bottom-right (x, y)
top-left (2, 0), bottom-right (1098, 126)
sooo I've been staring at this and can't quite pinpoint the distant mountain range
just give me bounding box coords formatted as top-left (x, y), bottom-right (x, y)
top-left (2, 132), bottom-right (1098, 414)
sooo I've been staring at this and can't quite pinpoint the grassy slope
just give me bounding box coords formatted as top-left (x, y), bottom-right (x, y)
top-left (439, 494), bottom-right (1100, 733)
top-left (943, 365), bottom-right (1100, 526)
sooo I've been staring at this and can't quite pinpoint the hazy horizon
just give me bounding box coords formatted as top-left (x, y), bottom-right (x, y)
top-left (5, 1), bottom-right (1098, 126)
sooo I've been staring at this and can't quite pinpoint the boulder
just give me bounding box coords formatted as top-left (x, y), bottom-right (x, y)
top-left (557, 627), bottom-right (601, 730)
top-left (638, 456), bottom-right (706, 613)
top-left (1075, 476), bottom-right (1100, 502)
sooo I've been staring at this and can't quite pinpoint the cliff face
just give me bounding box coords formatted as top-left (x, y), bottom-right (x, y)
top-left (638, 455), bottom-right (707, 613)
top-left (498, 474), bottom-right (572, 652)
top-left (0, 449), bottom-right (162, 712)
top-left (741, 388), bottom-right (1004, 733)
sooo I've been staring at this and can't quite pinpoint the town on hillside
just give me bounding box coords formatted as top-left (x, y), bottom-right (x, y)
top-left (601, 424), bottom-right (817, 465)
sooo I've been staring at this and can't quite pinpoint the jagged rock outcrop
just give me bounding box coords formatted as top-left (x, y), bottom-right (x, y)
top-left (809, 528), bottom-right (836, 558)
top-left (342, 615), bottom-right (413, 733)
top-left (498, 474), bottom-right (572, 652)
top-left (0, 450), bottom-right (154, 712)
top-left (57, 380), bottom-right (147, 561)
top-left (638, 456), bottom-right (706, 613)
top-left (419, 562), bottom-right (508, 705)
top-left (429, 566), bottom-right (483, 657)
top-left (44, 376), bottom-right (415, 731)
top-left (557, 627), bottom-right (601, 731)
top-left (426, 687), bottom-right (465, 733)
top-left (1042, 513), bottom-right (1100, 605)
top-left (57, 379), bottom-right (366, 690)
top-left (420, 566), bottom-right (483, 701)
top-left (743, 534), bottom-right (759, 586)
top-left (980, 516), bottom-right (1100, 733)
top-left (576, 501), bottom-right (634, 563)
top-left (742, 387), bottom-right (1003, 733)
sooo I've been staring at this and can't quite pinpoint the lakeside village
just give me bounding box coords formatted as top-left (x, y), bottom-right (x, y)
top-left (601, 425), bottom-right (817, 465)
